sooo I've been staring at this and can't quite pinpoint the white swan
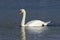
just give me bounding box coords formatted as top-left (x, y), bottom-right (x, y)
top-left (19, 9), bottom-right (51, 27)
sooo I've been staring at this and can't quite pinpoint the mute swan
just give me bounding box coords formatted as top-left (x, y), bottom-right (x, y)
top-left (19, 9), bottom-right (51, 27)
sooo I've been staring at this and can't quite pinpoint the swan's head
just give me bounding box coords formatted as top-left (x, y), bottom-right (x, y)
top-left (19, 9), bottom-right (26, 14)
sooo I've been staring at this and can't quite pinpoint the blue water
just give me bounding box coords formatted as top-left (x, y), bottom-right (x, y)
top-left (0, 26), bottom-right (60, 40)
top-left (0, 0), bottom-right (60, 40)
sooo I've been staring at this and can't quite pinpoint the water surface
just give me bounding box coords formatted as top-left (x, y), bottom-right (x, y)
top-left (0, 26), bottom-right (60, 40)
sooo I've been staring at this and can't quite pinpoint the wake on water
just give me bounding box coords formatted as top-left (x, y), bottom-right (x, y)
top-left (25, 26), bottom-right (48, 34)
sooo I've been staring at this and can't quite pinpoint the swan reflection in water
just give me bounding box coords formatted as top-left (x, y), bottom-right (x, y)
top-left (25, 26), bottom-right (48, 34)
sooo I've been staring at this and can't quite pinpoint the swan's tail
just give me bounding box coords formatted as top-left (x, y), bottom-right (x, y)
top-left (46, 21), bottom-right (51, 24)
top-left (44, 21), bottom-right (51, 26)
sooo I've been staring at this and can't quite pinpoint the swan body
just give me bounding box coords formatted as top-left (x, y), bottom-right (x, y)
top-left (19, 9), bottom-right (51, 27)
top-left (25, 20), bottom-right (50, 26)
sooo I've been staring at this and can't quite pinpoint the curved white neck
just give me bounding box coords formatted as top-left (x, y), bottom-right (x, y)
top-left (21, 12), bottom-right (26, 26)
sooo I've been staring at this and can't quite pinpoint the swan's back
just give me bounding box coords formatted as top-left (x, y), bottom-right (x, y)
top-left (25, 20), bottom-right (45, 26)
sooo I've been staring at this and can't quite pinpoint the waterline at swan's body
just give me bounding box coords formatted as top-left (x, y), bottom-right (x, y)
top-left (25, 26), bottom-right (48, 34)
